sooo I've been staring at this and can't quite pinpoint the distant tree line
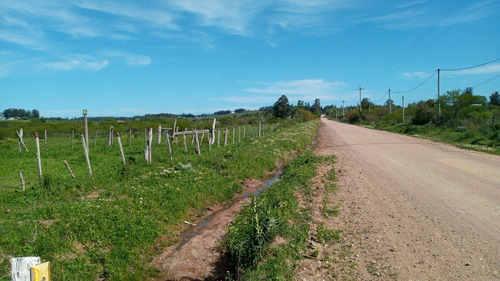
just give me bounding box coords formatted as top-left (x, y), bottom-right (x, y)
top-left (2, 108), bottom-right (40, 119)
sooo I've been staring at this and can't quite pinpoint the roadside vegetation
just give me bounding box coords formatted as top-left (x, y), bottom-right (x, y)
top-left (0, 108), bottom-right (318, 280)
top-left (326, 89), bottom-right (500, 154)
top-left (223, 151), bottom-right (340, 280)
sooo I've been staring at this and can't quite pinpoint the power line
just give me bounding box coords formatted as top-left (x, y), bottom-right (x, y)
top-left (392, 71), bottom-right (436, 94)
top-left (471, 74), bottom-right (500, 89)
top-left (440, 58), bottom-right (500, 71)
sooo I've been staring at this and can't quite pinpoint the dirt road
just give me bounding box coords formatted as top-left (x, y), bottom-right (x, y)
top-left (313, 119), bottom-right (500, 280)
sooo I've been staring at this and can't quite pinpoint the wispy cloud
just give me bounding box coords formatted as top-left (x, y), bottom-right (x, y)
top-left (454, 64), bottom-right (500, 75)
top-left (402, 71), bottom-right (432, 79)
top-left (43, 57), bottom-right (109, 72)
top-left (100, 50), bottom-right (151, 66)
top-left (245, 79), bottom-right (346, 95)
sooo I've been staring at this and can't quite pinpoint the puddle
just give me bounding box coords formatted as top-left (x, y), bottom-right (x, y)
top-left (182, 171), bottom-right (282, 242)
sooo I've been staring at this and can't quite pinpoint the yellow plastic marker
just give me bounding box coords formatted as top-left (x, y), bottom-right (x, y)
top-left (30, 262), bottom-right (50, 281)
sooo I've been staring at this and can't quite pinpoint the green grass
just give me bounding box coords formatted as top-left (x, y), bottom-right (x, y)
top-left (222, 150), bottom-right (337, 280)
top-left (0, 120), bottom-right (318, 280)
top-left (374, 122), bottom-right (500, 155)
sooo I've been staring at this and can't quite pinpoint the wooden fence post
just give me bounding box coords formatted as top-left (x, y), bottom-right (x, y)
top-left (158, 125), bottom-right (162, 145)
top-left (18, 128), bottom-right (23, 152)
top-left (243, 126), bottom-right (246, 140)
top-left (63, 160), bottom-right (76, 179)
top-left (210, 118), bottom-right (216, 145)
top-left (108, 126), bottom-right (114, 146)
top-left (44, 128), bottom-right (48, 150)
top-left (217, 129), bottom-right (221, 147)
top-left (16, 129), bottom-right (29, 152)
top-left (148, 127), bottom-right (153, 163)
top-left (232, 127), bottom-right (235, 144)
top-left (116, 132), bottom-right (126, 166)
top-left (83, 109), bottom-right (89, 151)
top-left (18, 170), bottom-right (25, 191)
top-left (183, 128), bottom-right (188, 154)
top-left (165, 131), bottom-right (173, 161)
top-left (224, 128), bottom-right (229, 146)
top-left (194, 130), bottom-right (201, 155)
top-left (238, 127), bottom-right (241, 143)
top-left (34, 132), bottom-right (42, 187)
top-left (82, 135), bottom-right (92, 176)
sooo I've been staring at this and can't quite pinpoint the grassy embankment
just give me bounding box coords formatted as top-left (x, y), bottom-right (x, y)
top-left (223, 150), bottom-right (341, 280)
top-left (371, 122), bottom-right (500, 155)
top-left (0, 120), bottom-right (317, 280)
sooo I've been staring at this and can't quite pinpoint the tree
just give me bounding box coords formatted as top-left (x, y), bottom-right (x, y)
top-left (384, 99), bottom-right (394, 107)
top-left (297, 100), bottom-right (304, 108)
top-left (412, 101), bottom-right (436, 125)
top-left (311, 98), bottom-right (321, 114)
top-left (234, 108), bottom-right (247, 113)
top-left (273, 95), bottom-right (292, 118)
top-left (490, 91), bottom-right (500, 106)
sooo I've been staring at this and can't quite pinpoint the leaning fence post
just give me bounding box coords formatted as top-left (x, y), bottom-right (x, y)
top-left (116, 132), bottom-right (126, 166)
top-left (194, 130), bottom-right (201, 155)
top-left (34, 132), bottom-right (42, 187)
top-left (16, 129), bottom-right (29, 152)
top-left (164, 131), bottom-right (173, 161)
top-left (63, 160), bottom-right (76, 179)
top-left (82, 135), bottom-right (92, 176)
top-left (18, 170), bottom-right (25, 191)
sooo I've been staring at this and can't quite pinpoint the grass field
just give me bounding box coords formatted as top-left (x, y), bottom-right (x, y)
top-left (0, 120), bottom-right (318, 280)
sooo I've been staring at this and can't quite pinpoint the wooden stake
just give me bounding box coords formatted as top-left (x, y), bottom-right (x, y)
top-left (108, 126), bottom-right (114, 146)
top-left (165, 131), bottom-right (173, 160)
top-left (238, 127), bottom-right (241, 143)
top-left (243, 126), bottom-right (246, 140)
top-left (82, 135), bottom-right (92, 176)
top-left (16, 129), bottom-right (29, 152)
top-left (183, 128), bottom-right (188, 154)
top-left (18, 170), bottom-right (25, 191)
top-left (194, 130), bottom-right (201, 155)
top-left (148, 127), bottom-right (153, 163)
top-left (83, 109), bottom-right (89, 151)
top-left (232, 128), bottom-right (235, 144)
top-left (158, 125), bottom-right (162, 145)
top-left (211, 118), bottom-right (216, 145)
top-left (217, 129), bottom-right (220, 147)
top-left (224, 128), bottom-right (228, 146)
top-left (63, 160), bottom-right (76, 179)
top-left (116, 132), bottom-right (126, 166)
top-left (44, 128), bottom-right (48, 149)
top-left (34, 132), bottom-right (42, 187)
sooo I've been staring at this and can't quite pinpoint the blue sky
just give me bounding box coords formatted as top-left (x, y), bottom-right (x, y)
top-left (1, 0), bottom-right (499, 118)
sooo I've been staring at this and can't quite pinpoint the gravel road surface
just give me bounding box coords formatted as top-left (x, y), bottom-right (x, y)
top-left (314, 118), bottom-right (500, 280)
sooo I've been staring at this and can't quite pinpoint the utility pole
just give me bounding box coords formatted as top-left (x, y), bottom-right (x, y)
top-left (388, 89), bottom-right (392, 114)
top-left (342, 100), bottom-right (345, 118)
top-left (437, 69), bottom-right (441, 120)
top-left (357, 85), bottom-right (364, 112)
top-left (402, 95), bottom-right (405, 124)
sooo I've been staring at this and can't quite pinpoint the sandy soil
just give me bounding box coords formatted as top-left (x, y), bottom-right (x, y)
top-left (295, 119), bottom-right (500, 280)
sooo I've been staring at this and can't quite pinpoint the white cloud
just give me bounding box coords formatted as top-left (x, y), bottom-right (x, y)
top-left (100, 50), bottom-right (151, 66)
top-left (454, 64), bottom-right (500, 75)
top-left (43, 58), bottom-right (109, 71)
top-left (402, 71), bottom-right (432, 79)
top-left (245, 79), bottom-right (346, 96)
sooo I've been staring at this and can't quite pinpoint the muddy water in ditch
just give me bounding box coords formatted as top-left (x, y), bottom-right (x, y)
top-left (179, 171), bottom-right (282, 247)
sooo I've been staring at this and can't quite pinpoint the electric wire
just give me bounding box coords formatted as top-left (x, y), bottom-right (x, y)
top-left (392, 71), bottom-right (436, 94)
top-left (440, 58), bottom-right (500, 71)
top-left (471, 74), bottom-right (500, 89)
